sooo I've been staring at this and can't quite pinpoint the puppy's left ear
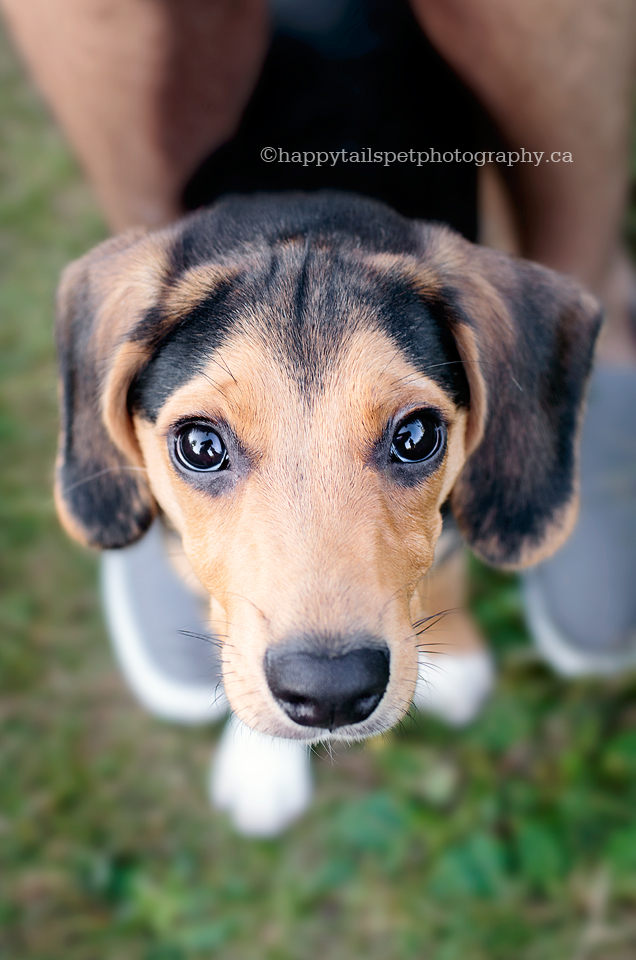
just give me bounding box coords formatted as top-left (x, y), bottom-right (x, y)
top-left (423, 229), bottom-right (602, 569)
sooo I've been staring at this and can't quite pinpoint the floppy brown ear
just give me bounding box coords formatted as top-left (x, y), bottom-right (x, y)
top-left (420, 228), bottom-right (602, 569)
top-left (54, 228), bottom-right (175, 549)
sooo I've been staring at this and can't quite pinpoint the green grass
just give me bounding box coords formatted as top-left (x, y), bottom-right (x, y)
top-left (2, 25), bottom-right (636, 960)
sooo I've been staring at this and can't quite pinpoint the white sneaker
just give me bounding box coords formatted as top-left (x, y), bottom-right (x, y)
top-left (414, 649), bottom-right (495, 726)
top-left (101, 520), bottom-right (228, 724)
top-left (522, 367), bottom-right (636, 677)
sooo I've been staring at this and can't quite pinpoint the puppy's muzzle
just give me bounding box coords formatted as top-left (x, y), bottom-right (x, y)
top-left (265, 641), bottom-right (390, 731)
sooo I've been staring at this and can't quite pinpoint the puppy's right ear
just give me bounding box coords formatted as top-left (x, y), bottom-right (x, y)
top-left (55, 229), bottom-right (173, 549)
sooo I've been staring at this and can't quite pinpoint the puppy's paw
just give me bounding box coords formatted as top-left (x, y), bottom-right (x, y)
top-left (414, 649), bottom-right (495, 727)
top-left (210, 715), bottom-right (312, 836)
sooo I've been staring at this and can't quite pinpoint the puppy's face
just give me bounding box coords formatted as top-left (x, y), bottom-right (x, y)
top-left (130, 245), bottom-right (471, 739)
top-left (54, 193), bottom-right (601, 741)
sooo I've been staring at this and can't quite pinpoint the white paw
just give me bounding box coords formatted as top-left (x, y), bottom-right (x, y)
top-left (210, 715), bottom-right (312, 836)
top-left (414, 650), bottom-right (495, 726)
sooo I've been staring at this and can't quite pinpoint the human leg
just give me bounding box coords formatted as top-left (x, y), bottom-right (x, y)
top-left (409, 0), bottom-right (636, 294)
top-left (0, 0), bottom-right (269, 231)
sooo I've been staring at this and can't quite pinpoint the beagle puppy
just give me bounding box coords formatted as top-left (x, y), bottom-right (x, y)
top-left (55, 191), bottom-right (600, 829)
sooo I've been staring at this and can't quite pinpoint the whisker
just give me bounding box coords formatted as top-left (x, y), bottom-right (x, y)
top-left (378, 346), bottom-right (407, 379)
top-left (211, 352), bottom-right (238, 385)
top-left (422, 357), bottom-right (494, 372)
top-left (62, 464), bottom-right (148, 492)
top-left (415, 614), bottom-right (455, 636)
top-left (417, 661), bottom-right (450, 679)
top-left (413, 607), bottom-right (459, 629)
top-left (198, 369), bottom-right (232, 405)
top-left (178, 629), bottom-right (225, 649)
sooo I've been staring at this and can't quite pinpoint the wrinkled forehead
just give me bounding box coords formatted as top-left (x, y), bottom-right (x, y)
top-left (129, 236), bottom-right (469, 423)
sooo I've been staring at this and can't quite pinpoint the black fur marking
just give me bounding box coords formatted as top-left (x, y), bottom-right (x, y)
top-left (132, 197), bottom-right (471, 419)
top-left (376, 283), bottom-right (470, 407)
top-left (260, 241), bottom-right (363, 393)
top-left (129, 284), bottom-right (238, 423)
top-left (173, 191), bottom-right (421, 277)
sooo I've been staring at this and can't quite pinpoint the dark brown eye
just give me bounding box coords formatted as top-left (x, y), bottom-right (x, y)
top-left (175, 423), bottom-right (228, 472)
top-left (390, 412), bottom-right (445, 463)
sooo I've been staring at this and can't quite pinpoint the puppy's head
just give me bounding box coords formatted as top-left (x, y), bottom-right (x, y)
top-left (55, 192), bottom-right (601, 741)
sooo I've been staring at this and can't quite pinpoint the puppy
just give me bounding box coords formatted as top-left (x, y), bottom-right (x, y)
top-left (55, 191), bottom-right (600, 830)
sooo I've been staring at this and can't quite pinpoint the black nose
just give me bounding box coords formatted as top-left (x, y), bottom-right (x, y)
top-left (265, 643), bottom-right (390, 730)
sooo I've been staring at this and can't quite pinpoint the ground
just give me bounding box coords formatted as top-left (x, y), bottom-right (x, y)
top-left (2, 24), bottom-right (636, 960)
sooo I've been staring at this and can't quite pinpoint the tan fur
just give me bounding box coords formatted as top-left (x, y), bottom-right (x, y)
top-left (445, 323), bottom-right (488, 457)
top-left (361, 251), bottom-right (444, 296)
top-left (88, 233), bottom-right (174, 357)
top-left (411, 548), bottom-right (485, 656)
top-left (162, 262), bottom-right (243, 320)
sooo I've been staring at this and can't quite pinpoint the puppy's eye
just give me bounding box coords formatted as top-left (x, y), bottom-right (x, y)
top-left (390, 412), bottom-right (445, 463)
top-left (175, 422), bottom-right (228, 472)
